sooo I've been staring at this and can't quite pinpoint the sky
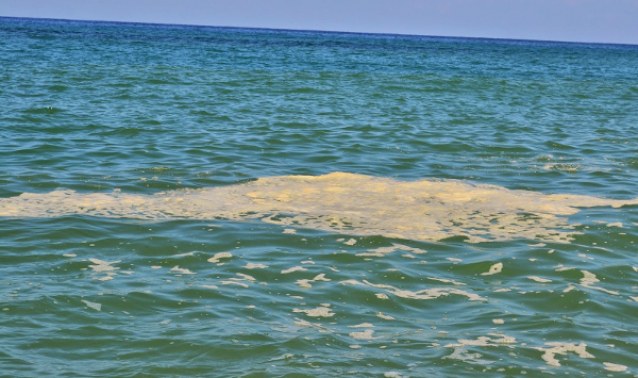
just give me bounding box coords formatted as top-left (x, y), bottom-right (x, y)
top-left (1, 0), bottom-right (637, 45)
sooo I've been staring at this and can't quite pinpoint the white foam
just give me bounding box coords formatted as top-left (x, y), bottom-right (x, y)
top-left (427, 277), bottom-right (465, 286)
top-left (603, 362), bottom-right (628, 372)
top-left (350, 329), bottom-right (374, 340)
top-left (376, 312), bottom-right (395, 320)
top-left (208, 252), bottom-right (232, 264)
top-left (235, 273), bottom-right (256, 281)
top-left (580, 270), bottom-right (599, 286)
top-left (244, 262), bottom-right (268, 269)
top-left (82, 300), bottom-right (102, 312)
top-left (220, 280), bottom-right (248, 288)
top-left (580, 270), bottom-right (619, 295)
top-left (446, 333), bottom-right (516, 348)
top-left (481, 262), bottom-right (503, 276)
top-left (343, 238), bottom-right (357, 245)
top-left (345, 279), bottom-right (484, 301)
top-left (528, 276), bottom-right (552, 283)
top-left (536, 342), bottom-right (594, 367)
top-left (349, 323), bottom-right (374, 328)
top-left (296, 273), bottom-right (331, 289)
top-left (444, 348), bottom-right (486, 364)
top-left (170, 266), bottom-right (195, 275)
top-left (357, 243), bottom-right (427, 257)
top-left (293, 306), bottom-right (335, 318)
top-left (444, 333), bottom-right (516, 365)
top-left (88, 258), bottom-right (119, 273)
top-left (281, 266), bottom-right (307, 274)
top-left (2, 172), bottom-right (636, 243)
top-left (88, 258), bottom-right (120, 281)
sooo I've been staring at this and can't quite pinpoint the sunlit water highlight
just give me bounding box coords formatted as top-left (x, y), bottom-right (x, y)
top-left (1, 17), bottom-right (638, 377)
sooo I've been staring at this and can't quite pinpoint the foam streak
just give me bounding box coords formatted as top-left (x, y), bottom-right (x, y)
top-left (1, 173), bottom-right (636, 243)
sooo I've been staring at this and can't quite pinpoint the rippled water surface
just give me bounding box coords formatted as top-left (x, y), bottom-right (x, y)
top-left (1, 17), bottom-right (638, 377)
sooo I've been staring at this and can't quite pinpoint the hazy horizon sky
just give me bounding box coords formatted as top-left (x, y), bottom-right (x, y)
top-left (1, 0), bottom-right (637, 45)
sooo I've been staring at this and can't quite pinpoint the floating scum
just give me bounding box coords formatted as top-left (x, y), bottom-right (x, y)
top-left (1, 172), bottom-right (636, 243)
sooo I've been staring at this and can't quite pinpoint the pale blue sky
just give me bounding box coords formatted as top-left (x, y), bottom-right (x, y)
top-left (1, 0), bottom-right (637, 44)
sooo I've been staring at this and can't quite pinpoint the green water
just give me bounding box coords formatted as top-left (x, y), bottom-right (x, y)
top-left (1, 17), bottom-right (638, 377)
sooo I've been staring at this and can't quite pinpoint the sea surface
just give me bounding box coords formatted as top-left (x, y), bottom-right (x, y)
top-left (1, 17), bottom-right (638, 377)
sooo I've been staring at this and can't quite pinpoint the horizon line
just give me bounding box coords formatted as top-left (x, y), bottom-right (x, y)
top-left (2, 15), bottom-right (637, 48)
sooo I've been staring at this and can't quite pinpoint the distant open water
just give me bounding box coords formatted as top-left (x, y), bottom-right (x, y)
top-left (1, 17), bottom-right (638, 377)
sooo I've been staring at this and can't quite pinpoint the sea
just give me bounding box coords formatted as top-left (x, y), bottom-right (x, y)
top-left (1, 17), bottom-right (637, 377)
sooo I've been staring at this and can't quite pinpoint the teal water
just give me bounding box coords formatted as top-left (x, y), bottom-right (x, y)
top-left (1, 17), bottom-right (638, 377)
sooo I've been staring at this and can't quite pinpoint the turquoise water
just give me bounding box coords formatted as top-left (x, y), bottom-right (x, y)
top-left (1, 17), bottom-right (638, 376)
